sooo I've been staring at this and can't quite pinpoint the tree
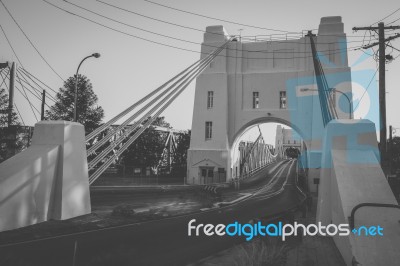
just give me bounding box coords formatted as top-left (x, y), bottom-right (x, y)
top-left (0, 88), bottom-right (22, 162)
top-left (120, 116), bottom-right (171, 173)
top-left (0, 88), bottom-right (19, 126)
top-left (171, 130), bottom-right (191, 175)
top-left (45, 74), bottom-right (104, 134)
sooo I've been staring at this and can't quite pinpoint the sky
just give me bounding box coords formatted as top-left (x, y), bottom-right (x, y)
top-left (0, 0), bottom-right (399, 139)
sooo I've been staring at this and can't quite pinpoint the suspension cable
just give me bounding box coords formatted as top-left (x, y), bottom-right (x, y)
top-left (88, 40), bottom-right (231, 183)
top-left (87, 41), bottom-right (227, 155)
top-left (307, 32), bottom-right (336, 125)
top-left (85, 50), bottom-right (216, 142)
top-left (88, 40), bottom-right (229, 171)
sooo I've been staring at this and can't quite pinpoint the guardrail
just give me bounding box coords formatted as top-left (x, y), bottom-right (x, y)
top-left (239, 160), bottom-right (277, 180)
top-left (348, 203), bottom-right (400, 229)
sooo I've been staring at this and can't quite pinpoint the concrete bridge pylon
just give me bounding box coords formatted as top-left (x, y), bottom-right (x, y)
top-left (0, 121), bottom-right (91, 232)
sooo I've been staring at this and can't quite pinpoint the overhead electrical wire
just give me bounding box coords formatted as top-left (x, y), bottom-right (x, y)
top-left (0, 70), bottom-right (26, 125)
top-left (0, 21), bottom-right (57, 104)
top-left (16, 71), bottom-right (56, 105)
top-left (13, 103), bottom-right (25, 126)
top-left (143, 0), bottom-right (289, 33)
top-left (96, 0), bottom-right (238, 37)
top-left (96, 0), bottom-right (368, 39)
top-left (0, 24), bottom-right (24, 67)
top-left (16, 72), bottom-right (40, 121)
top-left (63, 0), bottom-right (365, 57)
top-left (0, 68), bottom-right (10, 89)
top-left (43, 0), bottom-right (364, 60)
top-left (16, 69), bottom-right (57, 103)
top-left (0, 69), bottom-right (40, 122)
top-left (0, 0), bottom-right (64, 82)
top-left (388, 16), bottom-right (400, 25)
top-left (16, 70), bottom-right (42, 99)
top-left (19, 67), bottom-right (59, 94)
top-left (353, 67), bottom-right (379, 112)
top-left (371, 7), bottom-right (400, 25)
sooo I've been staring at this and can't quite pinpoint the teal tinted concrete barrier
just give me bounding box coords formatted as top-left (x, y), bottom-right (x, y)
top-left (317, 119), bottom-right (400, 265)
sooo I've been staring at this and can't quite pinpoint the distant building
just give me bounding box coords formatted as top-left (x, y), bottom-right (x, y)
top-left (275, 125), bottom-right (303, 159)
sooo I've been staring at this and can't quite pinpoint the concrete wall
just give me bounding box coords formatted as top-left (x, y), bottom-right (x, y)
top-left (188, 17), bottom-right (353, 190)
top-left (316, 119), bottom-right (400, 265)
top-left (0, 121), bottom-right (91, 232)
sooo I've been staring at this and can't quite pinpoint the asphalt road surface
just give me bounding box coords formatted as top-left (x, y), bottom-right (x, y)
top-left (0, 159), bottom-right (306, 266)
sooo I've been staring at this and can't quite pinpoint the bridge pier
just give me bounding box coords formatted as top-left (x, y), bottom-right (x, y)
top-left (316, 119), bottom-right (400, 265)
top-left (0, 121), bottom-right (91, 232)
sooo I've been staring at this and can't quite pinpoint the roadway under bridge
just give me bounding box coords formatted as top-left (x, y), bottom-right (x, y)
top-left (0, 159), bottom-right (307, 265)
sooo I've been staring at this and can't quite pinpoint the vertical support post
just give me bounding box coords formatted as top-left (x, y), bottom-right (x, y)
top-left (41, 90), bottom-right (46, 121)
top-left (389, 125), bottom-right (393, 174)
top-left (378, 22), bottom-right (387, 164)
top-left (8, 62), bottom-right (15, 127)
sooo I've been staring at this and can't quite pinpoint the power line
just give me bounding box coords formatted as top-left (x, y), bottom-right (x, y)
top-left (97, 0), bottom-right (367, 39)
top-left (353, 67), bottom-right (378, 112)
top-left (388, 16), bottom-right (400, 25)
top-left (96, 0), bottom-right (235, 37)
top-left (0, 24), bottom-right (23, 66)
top-left (1, 22), bottom-right (55, 102)
top-left (143, 0), bottom-right (289, 33)
top-left (16, 69), bottom-right (56, 104)
top-left (16, 68), bottom-right (57, 101)
top-left (13, 102), bottom-right (25, 126)
top-left (63, 0), bottom-right (364, 56)
top-left (16, 72), bottom-right (39, 121)
top-left (0, 68), bottom-right (10, 88)
top-left (372, 7), bottom-right (400, 25)
top-left (18, 67), bottom-right (58, 94)
top-left (0, 0), bottom-right (64, 82)
top-left (16, 69), bottom-right (42, 99)
top-left (0, 69), bottom-right (26, 125)
top-left (0, 22), bottom-right (58, 103)
top-left (0, 70), bottom-right (30, 125)
top-left (43, 0), bottom-right (363, 60)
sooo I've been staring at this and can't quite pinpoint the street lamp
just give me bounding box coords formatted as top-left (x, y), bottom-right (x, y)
top-left (300, 88), bottom-right (352, 119)
top-left (73, 53), bottom-right (101, 122)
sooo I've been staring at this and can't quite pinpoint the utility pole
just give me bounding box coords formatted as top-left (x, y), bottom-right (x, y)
top-left (353, 23), bottom-right (400, 165)
top-left (41, 90), bottom-right (46, 121)
top-left (7, 62), bottom-right (15, 127)
top-left (389, 125), bottom-right (393, 174)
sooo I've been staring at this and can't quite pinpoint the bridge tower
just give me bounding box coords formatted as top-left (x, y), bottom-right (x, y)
top-left (187, 17), bottom-right (352, 191)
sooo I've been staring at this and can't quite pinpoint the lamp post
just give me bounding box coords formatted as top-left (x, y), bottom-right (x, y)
top-left (300, 88), bottom-right (352, 119)
top-left (73, 53), bottom-right (100, 122)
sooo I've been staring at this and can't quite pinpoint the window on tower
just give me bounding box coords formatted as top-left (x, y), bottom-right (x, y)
top-left (280, 91), bottom-right (287, 109)
top-left (207, 91), bottom-right (214, 109)
top-left (253, 92), bottom-right (259, 109)
top-left (205, 121), bottom-right (212, 140)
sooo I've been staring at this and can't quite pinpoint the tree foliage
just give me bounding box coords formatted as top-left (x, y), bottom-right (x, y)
top-left (120, 116), bottom-right (170, 170)
top-left (172, 130), bottom-right (190, 167)
top-left (0, 88), bottom-right (22, 162)
top-left (119, 117), bottom-right (191, 176)
top-left (45, 74), bottom-right (104, 134)
top-left (0, 88), bottom-right (19, 127)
